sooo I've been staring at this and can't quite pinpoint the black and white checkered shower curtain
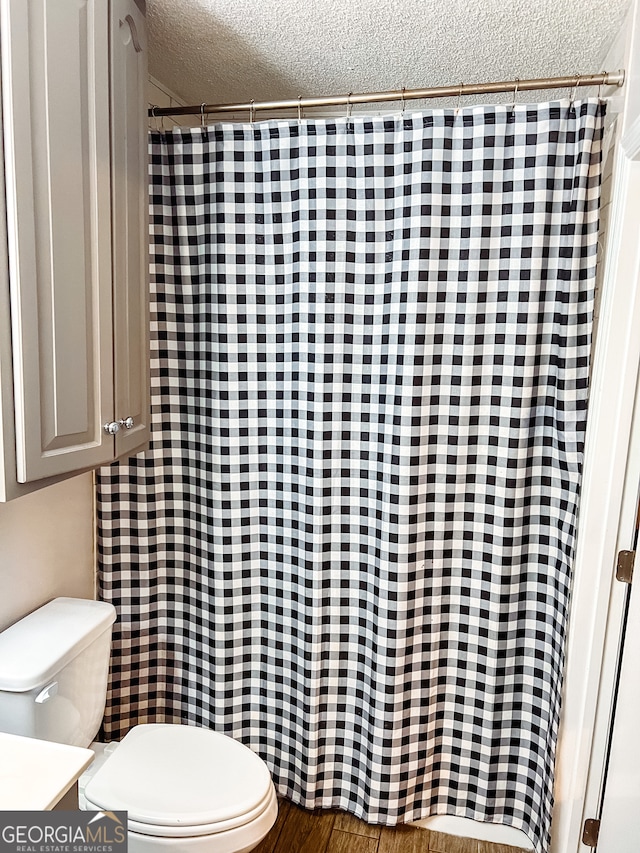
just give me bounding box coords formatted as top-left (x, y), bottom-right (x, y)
top-left (98, 101), bottom-right (604, 853)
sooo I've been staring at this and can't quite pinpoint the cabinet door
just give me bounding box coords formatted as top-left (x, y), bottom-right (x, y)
top-left (0, 0), bottom-right (114, 483)
top-left (110, 0), bottom-right (150, 459)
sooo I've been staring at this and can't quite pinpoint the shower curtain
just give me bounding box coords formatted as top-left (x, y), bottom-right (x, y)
top-left (98, 100), bottom-right (605, 853)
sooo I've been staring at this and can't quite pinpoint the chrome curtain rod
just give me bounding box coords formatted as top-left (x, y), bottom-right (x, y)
top-left (149, 70), bottom-right (625, 118)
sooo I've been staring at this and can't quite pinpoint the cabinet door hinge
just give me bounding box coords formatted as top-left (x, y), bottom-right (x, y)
top-left (616, 550), bottom-right (635, 584)
top-left (582, 818), bottom-right (601, 847)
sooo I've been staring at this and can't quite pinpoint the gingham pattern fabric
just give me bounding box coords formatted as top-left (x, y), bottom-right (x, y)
top-left (97, 100), bottom-right (605, 853)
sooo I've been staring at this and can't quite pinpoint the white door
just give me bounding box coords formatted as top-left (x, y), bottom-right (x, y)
top-left (596, 507), bottom-right (640, 850)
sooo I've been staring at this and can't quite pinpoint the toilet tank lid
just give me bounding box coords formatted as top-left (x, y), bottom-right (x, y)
top-left (0, 598), bottom-right (116, 692)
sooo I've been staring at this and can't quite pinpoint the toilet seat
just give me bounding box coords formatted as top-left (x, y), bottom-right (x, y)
top-left (83, 787), bottom-right (277, 838)
top-left (83, 724), bottom-right (276, 838)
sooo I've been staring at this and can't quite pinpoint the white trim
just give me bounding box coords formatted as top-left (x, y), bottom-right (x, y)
top-left (622, 113), bottom-right (640, 157)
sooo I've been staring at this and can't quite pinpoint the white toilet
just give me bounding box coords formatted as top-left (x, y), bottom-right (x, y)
top-left (0, 597), bottom-right (277, 853)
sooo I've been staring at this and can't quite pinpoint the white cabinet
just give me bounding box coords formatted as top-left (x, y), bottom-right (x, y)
top-left (0, 0), bottom-right (149, 500)
top-left (110, 0), bottom-right (149, 460)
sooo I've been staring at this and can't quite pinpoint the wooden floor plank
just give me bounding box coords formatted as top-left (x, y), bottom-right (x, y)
top-left (255, 799), bottom-right (531, 853)
top-left (327, 829), bottom-right (379, 853)
top-left (428, 830), bottom-right (479, 853)
top-left (252, 798), bottom-right (292, 853)
top-left (378, 824), bottom-right (431, 853)
top-left (333, 811), bottom-right (381, 839)
top-left (273, 804), bottom-right (336, 853)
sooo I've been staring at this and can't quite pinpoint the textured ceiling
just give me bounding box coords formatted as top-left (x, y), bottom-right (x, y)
top-left (147, 0), bottom-right (630, 110)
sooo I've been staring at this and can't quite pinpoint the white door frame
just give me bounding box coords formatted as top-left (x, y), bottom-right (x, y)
top-left (595, 338), bottom-right (640, 850)
top-left (551, 4), bottom-right (640, 846)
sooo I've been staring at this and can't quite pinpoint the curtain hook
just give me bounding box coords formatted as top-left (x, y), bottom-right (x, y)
top-left (400, 86), bottom-right (406, 115)
top-left (571, 75), bottom-right (580, 104)
top-left (154, 106), bottom-right (168, 132)
top-left (345, 92), bottom-right (353, 132)
top-left (511, 78), bottom-right (519, 111)
top-left (150, 105), bottom-right (159, 131)
top-left (249, 99), bottom-right (255, 125)
top-left (200, 103), bottom-right (206, 128)
top-left (298, 95), bottom-right (303, 125)
top-left (598, 71), bottom-right (606, 100)
top-left (455, 82), bottom-right (463, 115)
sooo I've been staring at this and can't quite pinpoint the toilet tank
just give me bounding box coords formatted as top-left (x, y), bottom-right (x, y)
top-left (0, 598), bottom-right (116, 747)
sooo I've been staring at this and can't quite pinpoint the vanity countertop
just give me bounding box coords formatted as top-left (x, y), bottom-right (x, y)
top-left (0, 732), bottom-right (94, 810)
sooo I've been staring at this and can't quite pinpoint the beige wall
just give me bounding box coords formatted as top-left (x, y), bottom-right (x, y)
top-left (0, 472), bottom-right (95, 631)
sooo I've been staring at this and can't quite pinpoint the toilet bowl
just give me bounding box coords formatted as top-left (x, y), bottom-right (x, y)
top-left (0, 598), bottom-right (278, 853)
top-left (83, 725), bottom-right (277, 853)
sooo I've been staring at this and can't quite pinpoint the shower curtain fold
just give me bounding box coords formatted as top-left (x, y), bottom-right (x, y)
top-left (97, 100), bottom-right (605, 853)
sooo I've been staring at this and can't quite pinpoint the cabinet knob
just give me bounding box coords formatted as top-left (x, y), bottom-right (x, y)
top-left (119, 416), bottom-right (135, 430)
top-left (103, 421), bottom-right (120, 435)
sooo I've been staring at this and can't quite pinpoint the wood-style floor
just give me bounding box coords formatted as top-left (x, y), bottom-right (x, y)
top-left (254, 800), bottom-right (530, 853)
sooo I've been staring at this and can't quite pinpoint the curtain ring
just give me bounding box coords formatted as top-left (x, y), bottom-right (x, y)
top-left (200, 103), bottom-right (206, 128)
top-left (150, 105), bottom-right (159, 131)
top-left (346, 92), bottom-right (353, 119)
top-left (249, 99), bottom-right (255, 125)
top-left (598, 72), bottom-right (606, 100)
top-left (400, 86), bottom-right (406, 115)
top-left (298, 96), bottom-right (303, 125)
